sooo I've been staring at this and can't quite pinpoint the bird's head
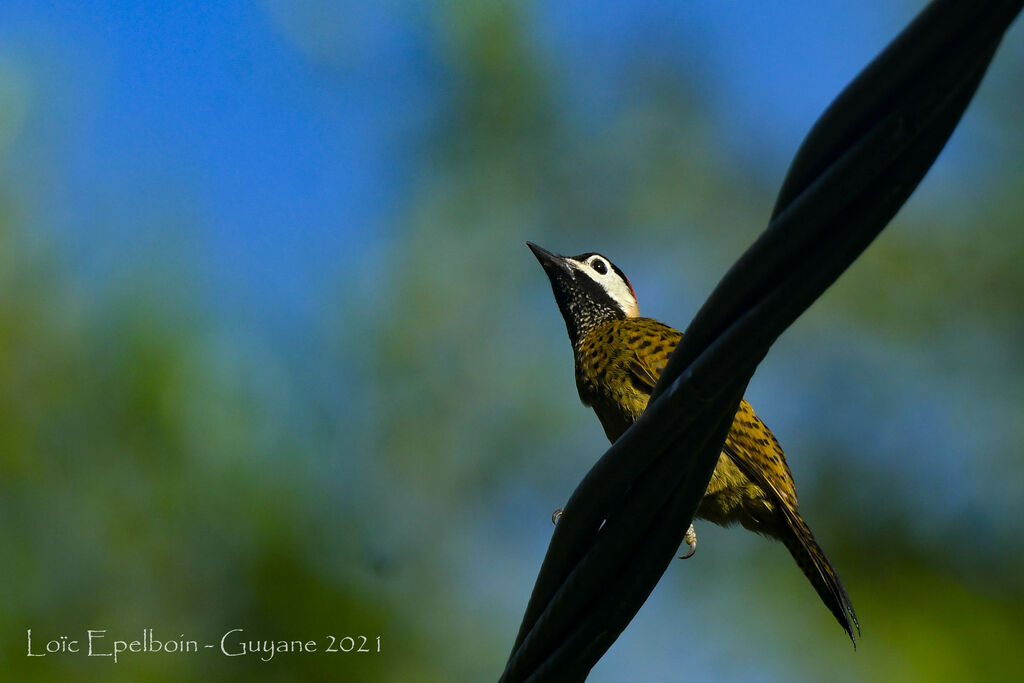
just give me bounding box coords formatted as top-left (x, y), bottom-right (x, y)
top-left (527, 242), bottom-right (639, 347)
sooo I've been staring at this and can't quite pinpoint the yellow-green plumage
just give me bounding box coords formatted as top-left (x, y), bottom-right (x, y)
top-left (575, 318), bottom-right (793, 531)
top-left (526, 242), bottom-right (858, 643)
top-left (576, 318), bottom-right (858, 642)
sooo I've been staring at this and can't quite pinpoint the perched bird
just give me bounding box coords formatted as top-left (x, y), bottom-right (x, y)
top-left (527, 241), bottom-right (858, 643)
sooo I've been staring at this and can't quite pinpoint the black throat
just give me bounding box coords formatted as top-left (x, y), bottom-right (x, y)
top-left (550, 274), bottom-right (626, 349)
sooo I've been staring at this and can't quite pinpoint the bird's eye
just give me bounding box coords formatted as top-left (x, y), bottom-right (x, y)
top-left (591, 259), bottom-right (608, 275)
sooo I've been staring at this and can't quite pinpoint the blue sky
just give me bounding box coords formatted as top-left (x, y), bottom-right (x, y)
top-left (0, 1), bottom-right (1009, 327)
top-left (3, 4), bottom-right (1023, 681)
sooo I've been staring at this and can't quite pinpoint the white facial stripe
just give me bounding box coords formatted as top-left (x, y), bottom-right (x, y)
top-left (567, 256), bottom-right (640, 318)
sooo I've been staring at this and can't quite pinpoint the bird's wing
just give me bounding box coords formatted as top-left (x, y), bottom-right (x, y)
top-left (722, 434), bottom-right (860, 638)
top-left (624, 320), bottom-right (681, 395)
top-left (623, 323), bottom-right (798, 514)
top-left (721, 401), bottom-right (799, 512)
top-left (628, 353), bottom-right (659, 392)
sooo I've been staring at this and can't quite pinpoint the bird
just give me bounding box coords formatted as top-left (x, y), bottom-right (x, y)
top-left (527, 241), bottom-right (859, 643)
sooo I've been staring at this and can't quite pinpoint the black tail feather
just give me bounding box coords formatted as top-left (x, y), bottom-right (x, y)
top-left (782, 516), bottom-right (859, 645)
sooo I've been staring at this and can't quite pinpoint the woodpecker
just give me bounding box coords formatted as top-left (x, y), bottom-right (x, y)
top-left (527, 241), bottom-right (858, 643)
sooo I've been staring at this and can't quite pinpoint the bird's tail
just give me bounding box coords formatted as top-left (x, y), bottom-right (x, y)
top-left (781, 514), bottom-right (859, 645)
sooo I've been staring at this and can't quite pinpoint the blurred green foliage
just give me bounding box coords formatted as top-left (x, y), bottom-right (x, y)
top-left (2, 2), bottom-right (1023, 681)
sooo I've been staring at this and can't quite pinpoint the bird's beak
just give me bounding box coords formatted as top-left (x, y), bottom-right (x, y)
top-left (527, 241), bottom-right (573, 279)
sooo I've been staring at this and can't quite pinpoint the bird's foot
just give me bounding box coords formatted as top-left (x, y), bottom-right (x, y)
top-left (552, 508), bottom-right (564, 525)
top-left (679, 524), bottom-right (697, 559)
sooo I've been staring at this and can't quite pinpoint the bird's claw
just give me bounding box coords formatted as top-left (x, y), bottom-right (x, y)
top-left (679, 523), bottom-right (697, 559)
top-left (554, 511), bottom-right (694, 560)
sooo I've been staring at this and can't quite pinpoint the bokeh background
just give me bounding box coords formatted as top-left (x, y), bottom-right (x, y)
top-left (1, 1), bottom-right (1022, 680)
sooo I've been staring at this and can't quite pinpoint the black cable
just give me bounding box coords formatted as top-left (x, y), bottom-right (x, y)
top-left (503, 1), bottom-right (1023, 680)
